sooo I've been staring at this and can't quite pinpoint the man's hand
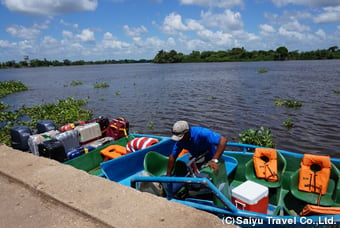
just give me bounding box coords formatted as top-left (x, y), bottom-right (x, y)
top-left (207, 161), bottom-right (219, 174)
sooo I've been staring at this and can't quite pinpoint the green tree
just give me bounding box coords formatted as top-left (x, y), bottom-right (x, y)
top-left (275, 46), bottom-right (289, 60)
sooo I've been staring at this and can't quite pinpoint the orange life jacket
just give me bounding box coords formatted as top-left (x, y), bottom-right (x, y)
top-left (298, 154), bottom-right (331, 195)
top-left (253, 148), bottom-right (278, 182)
top-left (100, 145), bottom-right (127, 161)
top-left (300, 204), bottom-right (340, 216)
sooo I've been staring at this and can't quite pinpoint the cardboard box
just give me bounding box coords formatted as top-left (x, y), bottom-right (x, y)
top-left (231, 180), bottom-right (268, 213)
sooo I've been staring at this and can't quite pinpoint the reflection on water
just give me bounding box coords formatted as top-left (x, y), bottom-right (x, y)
top-left (1, 60), bottom-right (340, 157)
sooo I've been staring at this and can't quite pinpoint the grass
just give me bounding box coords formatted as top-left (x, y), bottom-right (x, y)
top-left (334, 89), bottom-right (340, 94)
top-left (274, 98), bottom-right (302, 108)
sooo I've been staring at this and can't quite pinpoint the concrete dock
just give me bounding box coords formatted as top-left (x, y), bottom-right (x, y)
top-left (0, 144), bottom-right (235, 228)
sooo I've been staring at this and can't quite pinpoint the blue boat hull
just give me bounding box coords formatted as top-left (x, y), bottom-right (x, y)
top-left (101, 140), bottom-right (340, 226)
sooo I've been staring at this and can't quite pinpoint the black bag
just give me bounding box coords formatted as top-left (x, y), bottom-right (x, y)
top-left (38, 139), bottom-right (67, 162)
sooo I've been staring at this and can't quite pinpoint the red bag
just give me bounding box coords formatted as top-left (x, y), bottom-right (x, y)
top-left (59, 121), bottom-right (86, 132)
top-left (106, 117), bottom-right (129, 140)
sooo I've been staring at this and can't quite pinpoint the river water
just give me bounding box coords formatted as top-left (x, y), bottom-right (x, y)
top-left (1, 60), bottom-right (340, 157)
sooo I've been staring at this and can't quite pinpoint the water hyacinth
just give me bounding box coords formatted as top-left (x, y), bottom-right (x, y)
top-left (274, 98), bottom-right (302, 108)
top-left (239, 126), bottom-right (275, 148)
top-left (0, 80), bottom-right (28, 98)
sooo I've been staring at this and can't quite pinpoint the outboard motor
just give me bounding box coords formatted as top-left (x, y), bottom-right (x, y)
top-left (37, 120), bottom-right (56, 133)
top-left (10, 126), bottom-right (32, 151)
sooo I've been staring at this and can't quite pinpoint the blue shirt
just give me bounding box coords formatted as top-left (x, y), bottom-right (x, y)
top-left (171, 126), bottom-right (221, 159)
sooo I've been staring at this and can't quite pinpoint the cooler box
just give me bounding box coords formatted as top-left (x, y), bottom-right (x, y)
top-left (231, 180), bottom-right (268, 214)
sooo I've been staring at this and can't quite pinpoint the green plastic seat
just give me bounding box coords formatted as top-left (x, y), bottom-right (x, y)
top-left (143, 151), bottom-right (187, 176)
top-left (245, 150), bottom-right (287, 188)
top-left (201, 161), bottom-right (231, 207)
top-left (290, 163), bottom-right (340, 206)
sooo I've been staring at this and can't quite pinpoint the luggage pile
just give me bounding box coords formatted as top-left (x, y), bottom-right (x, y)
top-left (10, 117), bottom-right (130, 162)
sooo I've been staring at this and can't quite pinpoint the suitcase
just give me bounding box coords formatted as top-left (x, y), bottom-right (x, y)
top-left (75, 122), bottom-right (102, 145)
top-left (85, 137), bottom-right (114, 149)
top-left (88, 116), bottom-right (110, 135)
top-left (36, 120), bottom-right (56, 134)
top-left (67, 146), bottom-right (94, 160)
top-left (52, 130), bottom-right (80, 153)
top-left (59, 121), bottom-right (86, 132)
top-left (10, 126), bottom-right (32, 151)
top-left (28, 130), bottom-right (59, 156)
top-left (38, 139), bottom-right (67, 162)
top-left (106, 117), bottom-right (129, 140)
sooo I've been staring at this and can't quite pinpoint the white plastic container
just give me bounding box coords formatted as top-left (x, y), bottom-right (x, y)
top-left (231, 180), bottom-right (269, 213)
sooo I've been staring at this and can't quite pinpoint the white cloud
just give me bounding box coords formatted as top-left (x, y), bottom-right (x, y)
top-left (60, 19), bottom-right (79, 29)
top-left (101, 32), bottom-right (130, 49)
top-left (315, 29), bottom-right (326, 38)
top-left (123, 25), bottom-right (148, 37)
top-left (200, 9), bottom-right (243, 32)
top-left (62, 30), bottom-right (73, 39)
top-left (197, 29), bottom-right (233, 46)
top-left (162, 12), bottom-right (189, 34)
top-left (272, 0), bottom-right (340, 8)
top-left (18, 40), bottom-right (33, 50)
top-left (1, 0), bottom-right (98, 16)
top-left (6, 25), bottom-right (40, 40)
top-left (0, 40), bottom-right (16, 48)
top-left (179, 0), bottom-right (244, 8)
top-left (42, 36), bottom-right (59, 46)
top-left (75, 29), bottom-right (95, 43)
top-left (259, 24), bottom-right (276, 34)
top-left (314, 6), bottom-right (340, 23)
top-left (281, 20), bottom-right (310, 33)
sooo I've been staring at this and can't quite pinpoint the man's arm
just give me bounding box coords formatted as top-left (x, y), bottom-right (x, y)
top-left (213, 135), bottom-right (227, 160)
top-left (207, 135), bottom-right (227, 173)
top-left (167, 154), bottom-right (176, 176)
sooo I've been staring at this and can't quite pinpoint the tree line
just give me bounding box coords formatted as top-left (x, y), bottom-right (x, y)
top-left (0, 58), bottom-right (151, 69)
top-left (153, 46), bottom-right (340, 63)
top-left (1, 46), bottom-right (339, 68)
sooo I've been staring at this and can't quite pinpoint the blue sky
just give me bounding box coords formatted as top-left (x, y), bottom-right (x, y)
top-left (0, 0), bottom-right (339, 62)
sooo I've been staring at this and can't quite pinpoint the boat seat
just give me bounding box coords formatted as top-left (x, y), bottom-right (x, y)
top-left (201, 159), bottom-right (231, 207)
top-left (290, 162), bottom-right (340, 206)
top-left (143, 151), bottom-right (187, 177)
top-left (245, 148), bottom-right (287, 188)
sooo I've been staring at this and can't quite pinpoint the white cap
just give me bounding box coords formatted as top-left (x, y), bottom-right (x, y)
top-left (171, 121), bottom-right (189, 141)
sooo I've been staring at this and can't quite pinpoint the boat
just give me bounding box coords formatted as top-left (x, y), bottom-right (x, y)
top-left (101, 140), bottom-right (340, 226)
top-left (64, 133), bottom-right (169, 177)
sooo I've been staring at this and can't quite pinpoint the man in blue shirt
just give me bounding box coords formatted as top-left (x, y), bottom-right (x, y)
top-left (167, 120), bottom-right (227, 176)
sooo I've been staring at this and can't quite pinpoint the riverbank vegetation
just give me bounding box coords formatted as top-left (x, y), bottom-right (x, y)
top-left (1, 46), bottom-right (339, 68)
top-left (0, 80), bottom-right (28, 98)
top-left (152, 46), bottom-right (340, 63)
top-left (0, 81), bottom-right (92, 145)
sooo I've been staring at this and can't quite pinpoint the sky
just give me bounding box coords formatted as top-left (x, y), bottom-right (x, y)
top-left (0, 0), bottom-right (340, 62)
